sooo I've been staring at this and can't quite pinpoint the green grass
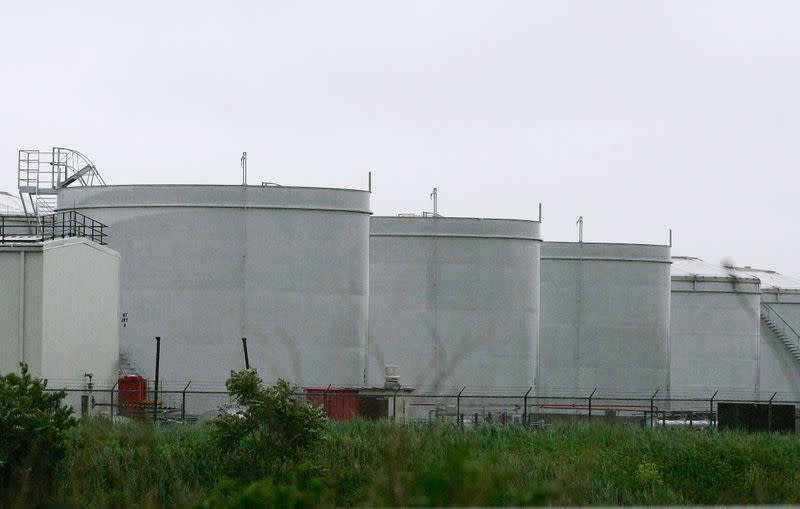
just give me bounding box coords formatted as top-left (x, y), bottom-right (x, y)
top-left (49, 419), bottom-right (800, 508)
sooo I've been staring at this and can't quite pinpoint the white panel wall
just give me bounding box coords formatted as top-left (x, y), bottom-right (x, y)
top-left (40, 239), bottom-right (120, 386)
top-left (0, 239), bottom-right (119, 409)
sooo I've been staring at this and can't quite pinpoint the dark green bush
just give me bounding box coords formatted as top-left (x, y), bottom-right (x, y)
top-left (0, 363), bottom-right (76, 508)
top-left (208, 370), bottom-right (326, 481)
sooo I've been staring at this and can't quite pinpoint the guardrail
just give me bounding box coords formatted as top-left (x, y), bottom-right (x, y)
top-left (0, 210), bottom-right (108, 245)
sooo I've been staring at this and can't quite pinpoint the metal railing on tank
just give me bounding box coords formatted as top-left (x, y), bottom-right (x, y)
top-left (0, 210), bottom-right (108, 245)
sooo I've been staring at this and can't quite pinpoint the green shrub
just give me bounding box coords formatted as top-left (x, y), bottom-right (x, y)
top-left (0, 363), bottom-right (76, 508)
top-left (208, 370), bottom-right (326, 481)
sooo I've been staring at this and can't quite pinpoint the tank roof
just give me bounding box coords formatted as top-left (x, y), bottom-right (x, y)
top-left (670, 256), bottom-right (759, 282)
top-left (671, 257), bottom-right (800, 291)
top-left (729, 265), bottom-right (800, 292)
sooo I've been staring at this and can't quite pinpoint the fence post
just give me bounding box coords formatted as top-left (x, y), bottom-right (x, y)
top-left (182, 381), bottom-right (192, 421)
top-left (588, 388), bottom-right (597, 421)
top-left (769, 392), bottom-right (777, 432)
top-left (392, 387), bottom-right (400, 422)
top-left (110, 379), bottom-right (118, 420)
top-left (523, 387), bottom-right (531, 426)
top-left (650, 389), bottom-right (659, 428)
top-left (456, 387), bottom-right (465, 429)
top-left (710, 390), bottom-right (718, 428)
top-left (153, 336), bottom-right (161, 424)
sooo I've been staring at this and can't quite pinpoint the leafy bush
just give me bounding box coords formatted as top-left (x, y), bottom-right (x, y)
top-left (208, 370), bottom-right (326, 481)
top-left (0, 363), bottom-right (76, 508)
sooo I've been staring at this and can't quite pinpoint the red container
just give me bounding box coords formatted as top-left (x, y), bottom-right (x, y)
top-left (305, 388), bottom-right (360, 421)
top-left (118, 374), bottom-right (147, 415)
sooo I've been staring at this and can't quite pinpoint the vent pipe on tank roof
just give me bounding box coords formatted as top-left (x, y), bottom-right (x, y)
top-left (241, 152), bottom-right (247, 186)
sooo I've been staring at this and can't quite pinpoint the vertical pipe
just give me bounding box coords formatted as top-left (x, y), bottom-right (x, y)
top-left (588, 388), bottom-right (597, 420)
top-left (368, 171), bottom-right (372, 193)
top-left (241, 337), bottom-right (250, 369)
top-left (153, 336), bottom-right (161, 424)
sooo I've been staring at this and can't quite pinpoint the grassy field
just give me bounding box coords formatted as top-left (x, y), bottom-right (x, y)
top-left (43, 419), bottom-right (800, 508)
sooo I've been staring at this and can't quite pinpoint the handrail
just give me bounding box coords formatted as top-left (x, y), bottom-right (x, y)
top-left (761, 302), bottom-right (800, 342)
top-left (0, 210), bottom-right (108, 246)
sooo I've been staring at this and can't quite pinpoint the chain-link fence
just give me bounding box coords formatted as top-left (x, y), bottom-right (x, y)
top-left (44, 382), bottom-right (800, 431)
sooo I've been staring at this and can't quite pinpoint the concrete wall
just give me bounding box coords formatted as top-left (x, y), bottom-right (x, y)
top-left (669, 279), bottom-right (761, 397)
top-left (59, 185), bottom-right (371, 389)
top-left (538, 242), bottom-right (671, 394)
top-left (368, 217), bottom-right (541, 389)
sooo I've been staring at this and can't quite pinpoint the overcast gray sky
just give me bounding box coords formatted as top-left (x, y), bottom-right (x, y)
top-left (1, 1), bottom-right (798, 276)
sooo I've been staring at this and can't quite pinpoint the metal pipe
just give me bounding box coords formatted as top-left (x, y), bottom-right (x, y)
top-left (241, 337), bottom-right (250, 369)
top-left (153, 336), bottom-right (161, 424)
top-left (588, 388), bottom-right (597, 420)
top-left (241, 152), bottom-right (247, 186)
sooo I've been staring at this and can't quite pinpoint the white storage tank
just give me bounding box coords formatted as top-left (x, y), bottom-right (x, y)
top-left (538, 242), bottom-right (671, 395)
top-left (58, 185), bottom-right (370, 389)
top-left (669, 257), bottom-right (761, 398)
top-left (368, 216), bottom-right (541, 389)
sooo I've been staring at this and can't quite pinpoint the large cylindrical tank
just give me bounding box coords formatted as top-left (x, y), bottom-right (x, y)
top-left (538, 242), bottom-right (671, 395)
top-left (58, 185), bottom-right (370, 389)
top-left (368, 216), bottom-right (541, 390)
top-left (733, 266), bottom-right (800, 396)
top-left (670, 257), bottom-right (761, 398)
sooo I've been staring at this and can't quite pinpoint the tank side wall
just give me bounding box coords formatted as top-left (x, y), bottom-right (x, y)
top-left (758, 320), bottom-right (800, 395)
top-left (59, 186), bottom-right (370, 400)
top-left (369, 222), bottom-right (540, 390)
top-left (539, 242), bottom-right (671, 394)
top-left (669, 288), bottom-right (760, 395)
